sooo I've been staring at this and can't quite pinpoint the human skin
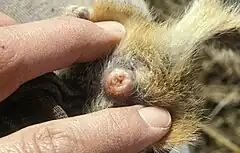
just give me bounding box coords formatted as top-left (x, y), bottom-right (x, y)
top-left (0, 12), bottom-right (172, 153)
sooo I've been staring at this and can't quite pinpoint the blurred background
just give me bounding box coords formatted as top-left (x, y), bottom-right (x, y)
top-left (0, 0), bottom-right (94, 23)
top-left (0, 0), bottom-right (239, 153)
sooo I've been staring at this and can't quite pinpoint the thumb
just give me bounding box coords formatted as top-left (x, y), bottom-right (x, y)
top-left (0, 105), bottom-right (171, 153)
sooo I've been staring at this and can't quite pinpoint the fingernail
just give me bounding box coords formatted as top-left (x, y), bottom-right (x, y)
top-left (96, 21), bottom-right (125, 38)
top-left (139, 107), bottom-right (171, 129)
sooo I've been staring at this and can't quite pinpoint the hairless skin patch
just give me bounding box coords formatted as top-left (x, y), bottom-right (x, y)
top-left (103, 68), bottom-right (135, 98)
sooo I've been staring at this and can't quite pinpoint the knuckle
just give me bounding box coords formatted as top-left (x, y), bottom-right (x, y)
top-left (103, 110), bottom-right (130, 148)
top-left (106, 111), bottom-right (124, 130)
top-left (31, 125), bottom-right (78, 153)
top-left (105, 109), bottom-right (142, 148)
top-left (105, 108), bottom-right (132, 131)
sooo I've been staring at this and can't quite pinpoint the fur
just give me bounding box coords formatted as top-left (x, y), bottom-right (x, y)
top-left (58, 0), bottom-right (240, 151)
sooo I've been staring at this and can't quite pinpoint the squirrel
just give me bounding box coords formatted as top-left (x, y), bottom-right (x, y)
top-left (56, 0), bottom-right (240, 152)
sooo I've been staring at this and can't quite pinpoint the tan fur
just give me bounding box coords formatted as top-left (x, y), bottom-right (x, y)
top-left (63, 0), bottom-right (240, 151)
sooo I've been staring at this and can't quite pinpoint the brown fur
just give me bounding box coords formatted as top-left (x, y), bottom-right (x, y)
top-left (60, 0), bottom-right (240, 151)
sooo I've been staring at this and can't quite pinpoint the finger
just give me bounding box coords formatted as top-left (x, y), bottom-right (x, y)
top-left (0, 16), bottom-right (124, 102)
top-left (0, 105), bottom-right (171, 153)
top-left (0, 12), bottom-right (16, 26)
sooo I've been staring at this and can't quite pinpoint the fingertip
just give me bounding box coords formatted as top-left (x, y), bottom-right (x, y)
top-left (96, 21), bottom-right (125, 55)
top-left (96, 21), bottom-right (125, 39)
top-left (97, 27), bottom-right (122, 57)
top-left (0, 12), bottom-right (16, 26)
top-left (74, 21), bottom-right (125, 62)
top-left (139, 107), bottom-right (172, 130)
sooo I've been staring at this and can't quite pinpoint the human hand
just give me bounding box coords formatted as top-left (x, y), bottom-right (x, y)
top-left (0, 12), bottom-right (172, 153)
top-left (0, 11), bottom-right (123, 102)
